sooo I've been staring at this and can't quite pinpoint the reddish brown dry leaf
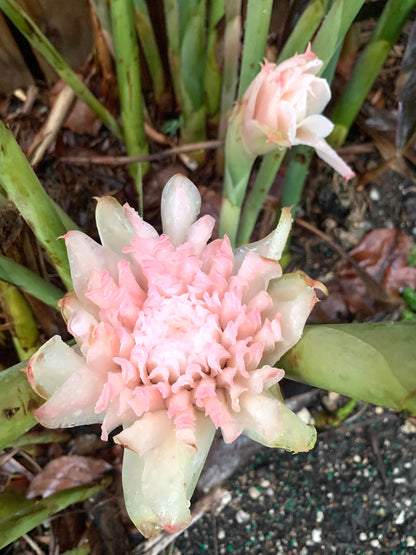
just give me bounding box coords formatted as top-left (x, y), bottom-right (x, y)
top-left (336, 228), bottom-right (416, 316)
top-left (27, 455), bottom-right (110, 499)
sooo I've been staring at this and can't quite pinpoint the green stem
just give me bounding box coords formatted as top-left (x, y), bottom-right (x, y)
top-left (0, 122), bottom-right (71, 289)
top-left (277, 0), bottom-right (327, 63)
top-left (280, 146), bottom-right (314, 217)
top-left (237, 0), bottom-right (273, 99)
top-left (204, 0), bottom-right (224, 117)
top-left (219, 108), bottom-right (255, 246)
top-left (237, 149), bottom-right (285, 244)
top-left (110, 0), bottom-right (149, 214)
top-left (329, 0), bottom-right (416, 148)
top-left (133, 0), bottom-right (166, 105)
top-left (0, 0), bottom-right (122, 139)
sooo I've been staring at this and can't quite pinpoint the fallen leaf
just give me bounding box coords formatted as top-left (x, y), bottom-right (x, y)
top-left (27, 455), bottom-right (110, 499)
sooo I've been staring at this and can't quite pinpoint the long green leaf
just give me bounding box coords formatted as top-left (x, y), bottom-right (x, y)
top-left (0, 122), bottom-right (72, 289)
top-left (0, 361), bottom-right (43, 451)
top-left (0, 255), bottom-right (63, 309)
top-left (281, 322), bottom-right (416, 415)
top-left (0, 476), bottom-right (112, 548)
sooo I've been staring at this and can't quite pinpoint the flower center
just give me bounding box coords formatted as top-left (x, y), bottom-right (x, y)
top-left (132, 294), bottom-right (222, 384)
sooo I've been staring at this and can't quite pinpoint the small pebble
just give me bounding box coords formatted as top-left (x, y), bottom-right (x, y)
top-left (395, 510), bottom-right (405, 525)
top-left (370, 539), bottom-right (381, 548)
top-left (369, 188), bottom-right (380, 201)
top-left (218, 529), bottom-right (225, 540)
top-left (316, 510), bottom-right (324, 523)
top-left (248, 486), bottom-right (261, 499)
top-left (400, 420), bottom-right (416, 434)
top-left (235, 509), bottom-right (251, 524)
top-left (359, 532), bottom-right (368, 541)
top-left (312, 529), bottom-right (322, 543)
top-left (260, 479), bottom-right (270, 488)
top-left (407, 536), bottom-right (416, 547)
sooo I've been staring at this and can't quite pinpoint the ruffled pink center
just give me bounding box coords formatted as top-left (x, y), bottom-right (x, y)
top-left (68, 233), bottom-right (284, 445)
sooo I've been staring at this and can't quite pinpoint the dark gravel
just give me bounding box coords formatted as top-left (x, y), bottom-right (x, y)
top-left (173, 406), bottom-right (416, 555)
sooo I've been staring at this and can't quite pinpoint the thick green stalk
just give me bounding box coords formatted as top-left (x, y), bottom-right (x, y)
top-left (110, 0), bottom-right (149, 214)
top-left (277, 0), bottom-right (328, 63)
top-left (133, 0), bottom-right (166, 104)
top-left (330, 0), bottom-right (416, 147)
top-left (163, 0), bottom-right (182, 106)
top-left (237, 149), bottom-right (286, 244)
top-left (0, 255), bottom-right (63, 309)
top-left (0, 361), bottom-right (43, 450)
top-left (204, 0), bottom-right (224, 117)
top-left (237, 0), bottom-right (273, 99)
top-left (178, 0), bottom-right (207, 148)
top-left (217, 0), bottom-right (241, 173)
top-left (0, 0), bottom-right (122, 139)
top-left (218, 108), bottom-right (255, 246)
top-left (0, 281), bottom-right (41, 360)
top-left (0, 123), bottom-right (71, 289)
top-left (281, 322), bottom-right (416, 415)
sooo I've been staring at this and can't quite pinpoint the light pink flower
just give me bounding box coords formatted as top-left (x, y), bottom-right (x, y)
top-left (27, 175), bottom-right (321, 537)
top-left (239, 45), bottom-right (354, 180)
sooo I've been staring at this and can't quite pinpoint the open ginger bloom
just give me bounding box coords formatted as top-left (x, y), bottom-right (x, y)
top-left (27, 175), bottom-right (323, 537)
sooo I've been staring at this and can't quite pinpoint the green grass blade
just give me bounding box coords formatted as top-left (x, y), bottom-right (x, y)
top-left (0, 0), bottom-right (122, 139)
top-left (0, 475), bottom-right (112, 548)
top-left (110, 0), bottom-right (149, 215)
top-left (0, 123), bottom-right (72, 289)
top-left (0, 361), bottom-right (43, 451)
top-left (0, 255), bottom-right (63, 309)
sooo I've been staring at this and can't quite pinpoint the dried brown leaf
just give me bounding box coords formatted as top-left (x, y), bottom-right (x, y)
top-left (27, 455), bottom-right (110, 499)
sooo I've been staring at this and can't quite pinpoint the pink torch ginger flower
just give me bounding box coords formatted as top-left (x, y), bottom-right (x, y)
top-left (27, 175), bottom-right (322, 537)
top-left (238, 45), bottom-right (354, 180)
